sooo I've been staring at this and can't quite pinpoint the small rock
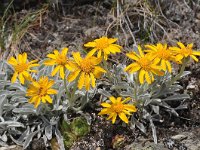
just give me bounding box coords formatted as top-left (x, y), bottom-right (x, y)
top-left (0, 145), bottom-right (23, 150)
top-left (171, 134), bottom-right (187, 141)
top-left (196, 13), bottom-right (200, 19)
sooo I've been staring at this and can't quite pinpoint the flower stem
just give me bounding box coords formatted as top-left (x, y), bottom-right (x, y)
top-left (63, 68), bottom-right (70, 98)
top-left (170, 58), bottom-right (189, 85)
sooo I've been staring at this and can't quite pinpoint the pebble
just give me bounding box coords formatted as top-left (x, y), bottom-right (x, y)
top-left (171, 134), bottom-right (187, 141)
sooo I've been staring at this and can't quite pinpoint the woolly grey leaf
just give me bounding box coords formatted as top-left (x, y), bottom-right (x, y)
top-left (13, 108), bottom-right (36, 114)
top-left (180, 71), bottom-right (191, 78)
top-left (1, 133), bottom-right (7, 142)
top-left (8, 83), bottom-right (26, 92)
top-left (0, 121), bottom-right (24, 128)
top-left (17, 127), bottom-right (30, 144)
top-left (45, 125), bottom-right (52, 140)
top-left (23, 129), bottom-right (42, 149)
top-left (163, 94), bottom-right (190, 101)
top-left (0, 94), bottom-right (7, 116)
top-left (0, 139), bottom-right (8, 146)
top-left (98, 89), bottom-right (111, 97)
top-left (150, 119), bottom-right (157, 144)
top-left (131, 117), bottom-right (146, 133)
top-left (55, 127), bottom-right (65, 150)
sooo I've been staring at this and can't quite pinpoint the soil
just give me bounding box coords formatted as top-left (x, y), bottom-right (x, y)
top-left (1, 0), bottom-right (200, 150)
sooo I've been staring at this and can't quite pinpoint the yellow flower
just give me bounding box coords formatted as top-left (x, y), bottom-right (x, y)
top-left (67, 52), bottom-right (106, 91)
top-left (145, 43), bottom-right (174, 73)
top-left (84, 36), bottom-right (121, 60)
top-left (26, 76), bottom-right (57, 108)
top-left (124, 46), bottom-right (164, 84)
top-left (44, 48), bottom-right (73, 79)
top-left (98, 96), bottom-right (137, 124)
top-left (8, 53), bottom-right (39, 84)
top-left (169, 42), bottom-right (200, 63)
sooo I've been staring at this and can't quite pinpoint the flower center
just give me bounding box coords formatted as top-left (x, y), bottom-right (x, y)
top-left (56, 55), bottom-right (68, 66)
top-left (95, 37), bottom-right (109, 50)
top-left (183, 48), bottom-right (192, 56)
top-left (80, 58), bottom-right (94, 74)
top-left (112, 103), bottom-right (124, 113)
top-left (157, 50), bottom-right (171, 60)
top-left (138, 57), bottom-right (151, 71)
top-left (15, 63), bottom-right (29, 73)
top-left (38, 87), bottom-right (47, 96)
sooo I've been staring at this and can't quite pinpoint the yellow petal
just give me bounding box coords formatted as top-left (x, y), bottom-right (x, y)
top-left (84, 42), bottom-right (96, 47)
top-left (42, 97), bottom-right (46, 103)
top-left (61, 47), bottom-right (68, 55)
top-left (72, 52), bottom-right (82, 65)
top-left (138, 45), bottom-right (144, 57)
top-left (161, 59), bottom-right (166, 71)
top-left (109, 96), bottom-right (116, 104)
top-left (90, 73), bottom-right (96, 88)
top-left (108, 45), bottom-right (121, 53)
top-left (78, 72), bottom-right (85, 89)
top-left (87, 48), bottom-right (97, 57)
top-left (18, 54), bottom-right (23, 63)
top-left (45, 95), bottom-right (53, 103)
top-left (112, 113), bottom-right (117, 124)
top-left (126, 53), bottom-right (139, 61)
top-left (175, 54), bottom-right (184, 62)
top-left (191, 55), bottom-right (198, 62)
top-left (124, 105), bottom-right (137, 112)
top-left (47, 54), bottom-right (56, 59)
top-left (101, 102), bottom-right (111, 108)
top-left (68, 70), bottom-right (80, 82)
top-left (98, 108), bottom-right (110, 115)
top-left (187, 43), bottom-right (193, 49)
top-left (116, 97), bottom-right (122, 103)
top-left (59, 66), bottom-right (65, 79)
top-left (165, 61), bottom-right (172, 73)
top-left (119, 113), bottom-right (128, 123)
top-left (53, 50), bottom-right (59, 56)
top-left (8, 57), bottom-right (17, 66)
top-left (97, 50), bottom-right (102, 58)
top-left (177, 42), bottom-right (186, 49)
top-left (85, 74), bottom-right (90, 91)
top-left (145, 71), bottom-right (151, 84)
top-left (34, 97), bottom-right (41, 108)
top-left (139, 70), bottom-right (145, 84)
top-left (192, 51), bottom-right (200, 56)
top-left (11, 72), bottom-right (18, 83)
top-left (108, 38), bottom-right (117, 44)
top-left (22, 53), bottom-right (27, 63)
top-left (47, 89), bottom-right (57, 94)
top-left (19, 73), bottom-right (25, 84)
top-left (44, 60), bottom-right (56, 65)
top-left (94, 66), bottom-right (106, 73)
top-left (129, 65), bottom-right (140, 73)
top-left (51, 65), bottom-right (61, 76)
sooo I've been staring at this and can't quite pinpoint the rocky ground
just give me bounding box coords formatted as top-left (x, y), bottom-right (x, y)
top-left (0, 0), bottom-right (200, 150)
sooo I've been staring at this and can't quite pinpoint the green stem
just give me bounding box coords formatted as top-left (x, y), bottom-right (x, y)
top-left (169, 58), bottom-right (189, 85)
top-left (63, 68), bottom-right (70, 99)
top-left (103, 58), bottom-right (112, 81)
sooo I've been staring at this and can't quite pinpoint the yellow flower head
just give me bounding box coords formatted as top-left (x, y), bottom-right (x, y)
top-left (26, 76), bottom-right (57, 108)
top-left (44, 48), bottom-right (73, 79)
top-left (84, 36), bottom-right (121, 60)
top-left (169, 42), bottom-right (200, 63)
top-left (145, 43), bottom-right (174, 73)
top-left (98, 96), bottom-right (137, 124)
top-left (124, 46), bottom-right (164, 84)
top-left (8, 53), bottom-right (39, 84)
top-left (67, 52), bottom-right (106, 91)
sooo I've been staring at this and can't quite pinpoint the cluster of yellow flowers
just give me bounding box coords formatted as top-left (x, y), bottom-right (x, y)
top-left (7, 37), bottom-right (200, 124)
top-left (125, 42), bottom-right (200, 84)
